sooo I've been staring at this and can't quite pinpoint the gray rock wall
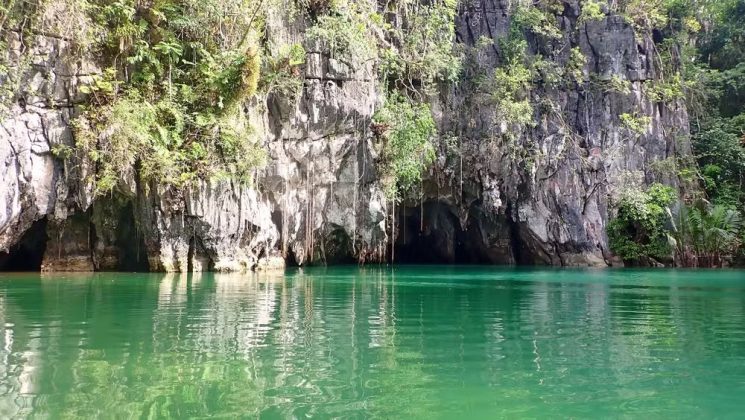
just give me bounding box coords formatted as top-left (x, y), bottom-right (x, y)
top-left (1, 28), bottom-right (97, 266)
top-left (412, 0), bottom-right (688, 266)
top-left (0, 0), bottom-right (689, 271)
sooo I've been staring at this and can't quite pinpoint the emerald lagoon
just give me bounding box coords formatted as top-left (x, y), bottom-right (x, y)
top-left (1, 267), bottom-right (744, 418)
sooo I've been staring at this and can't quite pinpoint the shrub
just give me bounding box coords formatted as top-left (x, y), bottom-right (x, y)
top-left (492, 61), bottom-right (535, 128)
top-left (261, 42), bottom-right (306, 97)
top-left (591, 75), bottom-right (632, 94)
top-left (306, 13), bottom-right (375, 63)
top-left (620, 113), bottom-right (652, 136)
top-left (670, 202), bottom-right (743, 267)
top-left (693, 115), bottom-right (745, 205)
top-left (512, 3), bottom-right (562, 39)
top-left (63, 0), bottom-right (268, 195)
top-left (644, 74), bottom-right (687, 103)
top-left (579, 0), bottom-right (605, 23)
top-left (621, 0), bottom-right (667, 31)
top-left (567, 47), bottom-right (587, 82)
top-left (608, 183), bottom-right (677, 262)
top-left (372, 94), bottom-right (437, 199)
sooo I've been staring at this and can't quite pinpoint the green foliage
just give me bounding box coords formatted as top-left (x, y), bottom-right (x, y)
top-left (591, 75), bottom-right (632, 95)
top-left (567, 47), bottom-right (587, 82)
top-left (492, 61), bottom-right (534, 128)
top-left (620, 112), bottom-right (652, 136)
top-left (621, 0), bottom-right (667, 31)
top-left (532, 56), bottom-right (563, 87)
top-left (487, 23), bottom-right (538, 130)
top-left (578, 0), bottom-right (605, 23)
top-left (649, 156), bottom-right (701, 196)
top-left (608, 182), bottom-right (677, 262)
top-left (77, 89), bottom-right (266, 193)
top-left (665, 0), bottom-right (702, 34)
top-left (261, 43), bottom-right (306, 97)
top-left (710, 63), bottom-right (745, 117)
top-left (1, 0), bottom-right (99, 52)
top-left (306, 0), bottom-right (461, 193)
top-left (307, 12), bottom-right (375, 63)
top-left (2, 0), bottom-right (463, 204)
top-left (673, 0), bottom-right (745, 222)
top-left (307, 0), bottom-right (461, 97)
top-left (372, 94), bottom-right (437, 199)
top-left (512, 2), bottom-right (562, 40)
top-left (59, 0), bottom-right (268, 195)
top-left (670, 202), bottom-right (743, 267)
top-left (644, 74), bottom-right (687, 103)
top-left (608, 170), bottom-right (744, 266)
top-left (692, 115), bottom-right (745, 205)
top-left (387, 0), bottom-right (462, 94)
top-left (51, 144), bottom-right (74, 160)
top-left (79, 68), bottom-right (119, 96)
top-left (698, 0), bottom-right (745, 70)
top-left (648, 183), bottom-right (678, 206)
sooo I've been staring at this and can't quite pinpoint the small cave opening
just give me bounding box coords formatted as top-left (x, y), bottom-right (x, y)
top-left (0, 218), bottom-right (48, 271)
top-left (114, 202), bottom-right (150, 272)
top-left (508, 218), bottom-right (535, 266)
top-left (285, 248), bottom-right (300, 267)
top-left (394, 201), bottom-right (518, 265)
top-left (318, 226), bottom-right (356, 265)
top-left (394, 201), bottom-right (462, 263)
top-left (187, 235), bottom-right (213, 272)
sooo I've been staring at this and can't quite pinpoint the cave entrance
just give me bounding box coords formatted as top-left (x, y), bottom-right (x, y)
top-left (114, 202), bottom-right (150, 272)
top-left (395, 201), bottom-right (462, 263)
top-left (394, 201), bottom-right (517, 265)
top-left (0, 218), bottom-right (48, 271)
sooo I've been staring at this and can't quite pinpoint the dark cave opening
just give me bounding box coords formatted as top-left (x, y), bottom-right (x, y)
top-left (319, 226), bottom-right (356, 265)
top-left (394, 202), bottom-right (462, 263)
top-left (113, 202), bottom-right (150, 272)
top-left (0, 218), bottom-right (48, 271)
top-left (507, 222), bottom-right (546, 266)
top-left (394, 201), bottom-right (518, 265)
top-left (285, 248), bottom-right (300, 267)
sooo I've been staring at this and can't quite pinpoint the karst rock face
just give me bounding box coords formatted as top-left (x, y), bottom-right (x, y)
top-left (0, 0), bottom-right (688, 271)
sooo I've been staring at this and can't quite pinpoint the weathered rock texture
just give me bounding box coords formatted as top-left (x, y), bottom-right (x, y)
top-left (0, 0), bottom-right (688, 271)
top-left (1, 26), bottom-right (98, 270)
top-left (427, 2), bottom-right (689, 266)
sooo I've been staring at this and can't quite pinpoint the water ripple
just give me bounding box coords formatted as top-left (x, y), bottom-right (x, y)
top-left (0, 268), bottom-right (742, 417)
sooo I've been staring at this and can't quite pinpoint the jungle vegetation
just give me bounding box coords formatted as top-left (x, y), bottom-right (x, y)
top-left (607, 0), bottom-right (745, 266)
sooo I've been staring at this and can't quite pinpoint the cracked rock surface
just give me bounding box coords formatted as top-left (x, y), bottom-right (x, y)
top-left (0, 0), bottom-right (689, 270)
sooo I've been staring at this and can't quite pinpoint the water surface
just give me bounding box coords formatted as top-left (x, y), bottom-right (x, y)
top-left (0, 267), bottom-right (744, 418)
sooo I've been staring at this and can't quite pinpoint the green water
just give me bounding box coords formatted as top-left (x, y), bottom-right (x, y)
top-left (0, 267), bottom-right (744, 418)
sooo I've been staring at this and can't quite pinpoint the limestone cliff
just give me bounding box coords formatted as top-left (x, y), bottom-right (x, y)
top-left (0, 0), bottom-right (689, 271)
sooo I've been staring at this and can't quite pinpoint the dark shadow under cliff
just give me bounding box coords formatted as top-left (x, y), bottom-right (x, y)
top-left (0, 218), bottom-right (48, 271)
top-left (110, 201), bottom-right (150, 272)
top-left (394, 201), bottom-right (517, 265)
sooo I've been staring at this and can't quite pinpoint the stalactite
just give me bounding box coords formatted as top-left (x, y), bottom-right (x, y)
top-left (352, 139), bottom-right (359, 255)
top-left (391, 198), bottom-right (395, 264)
top-left (282, 178), bottom-right (288, 258)
top-left (305, 167), bottom-right (311, 264)
top-left (309, 164), bottom-right (316, 263)
top-left (420, 179), bottom-right (424, 233)
top-left (459, 139), bottom-right (463, 202)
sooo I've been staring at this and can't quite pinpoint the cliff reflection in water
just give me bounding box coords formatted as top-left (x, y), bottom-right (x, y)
top-left (0, 268), bottom-right (744, 418)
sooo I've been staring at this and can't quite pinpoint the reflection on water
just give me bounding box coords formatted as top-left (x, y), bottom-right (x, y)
top-left (0, 268), bottom-right (744, 418)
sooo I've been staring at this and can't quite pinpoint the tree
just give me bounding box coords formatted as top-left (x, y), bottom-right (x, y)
top-left (670, 202), bottom-right (743, 267)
